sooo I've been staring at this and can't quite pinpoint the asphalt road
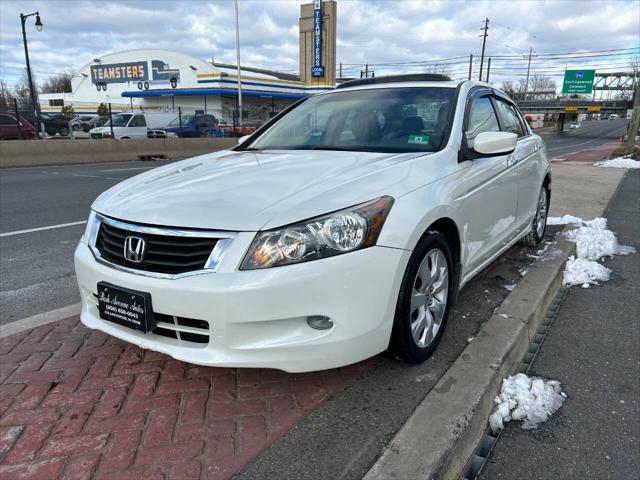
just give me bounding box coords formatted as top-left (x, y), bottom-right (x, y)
top-left (480, 170), bottom-right (640, 479)
top-left (541, 117), bottom-right (628, 157)
top-left (0, 118), bottom-right (629, 324)
top-left (0, 160), bottom-right (174, 324)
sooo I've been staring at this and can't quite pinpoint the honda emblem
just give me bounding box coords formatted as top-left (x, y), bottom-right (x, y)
top-left (124, 236), bottom-right (146, 263)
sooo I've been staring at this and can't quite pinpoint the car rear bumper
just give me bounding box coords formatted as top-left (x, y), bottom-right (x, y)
top-left (74, 241), bottom-right (410, 372)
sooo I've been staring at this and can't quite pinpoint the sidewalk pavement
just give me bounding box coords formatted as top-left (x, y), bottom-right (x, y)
top-left (480, 170), bottom-right (640, 479)
top-left (0, 160), bottom-right (631, 480)
top-left (0, 325), bottom-right (365, 479)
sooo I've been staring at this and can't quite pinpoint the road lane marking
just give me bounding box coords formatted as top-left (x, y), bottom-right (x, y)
top-left (0, 221), bottom-right (87, 238)
top-left (100, 166), bottom-right (155, 172)
top-left (72, 173), bottom-right (124, 181)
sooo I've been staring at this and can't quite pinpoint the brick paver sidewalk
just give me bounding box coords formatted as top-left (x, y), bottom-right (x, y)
top-left (0, 318), bottom-right (366, 479)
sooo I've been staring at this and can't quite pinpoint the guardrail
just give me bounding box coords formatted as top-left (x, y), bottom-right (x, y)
top-left (0, 137), bottom-right (238, 168)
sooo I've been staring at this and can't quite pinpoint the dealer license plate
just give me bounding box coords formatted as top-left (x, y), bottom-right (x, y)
top-left (97, 282), bottom-right (156, 333)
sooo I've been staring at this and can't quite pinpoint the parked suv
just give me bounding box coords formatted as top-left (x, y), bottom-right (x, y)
top-left (147, 114), bottom-right (222, 138)
top-left (75, 74), bottom-right (550, 372)
top-left (0, 113), bottom-right (37, 140)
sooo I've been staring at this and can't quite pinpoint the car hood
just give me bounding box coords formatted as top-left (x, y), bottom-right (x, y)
top-left (92, 149), bottom-right (425, 231)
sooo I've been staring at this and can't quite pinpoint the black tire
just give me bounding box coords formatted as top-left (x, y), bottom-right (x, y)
top-left (519, 184), bottom-right (550, 247)
top-left (390, 231), bottom-right (454, 363)
top-left (59, 127), bottom-right (69, 136)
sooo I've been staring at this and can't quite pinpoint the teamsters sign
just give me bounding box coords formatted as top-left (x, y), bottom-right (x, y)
top-left (91, 62), bottom-right (148, 84)
top-left (311, 0), bottom-right (324, 77)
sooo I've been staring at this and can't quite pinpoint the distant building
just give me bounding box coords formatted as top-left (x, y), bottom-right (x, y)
top-left (38, 1), bottom-right (338, 126)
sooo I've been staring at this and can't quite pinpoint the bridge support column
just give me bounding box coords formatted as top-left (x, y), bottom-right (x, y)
top-left (554, 113), bottom-right (566, 133)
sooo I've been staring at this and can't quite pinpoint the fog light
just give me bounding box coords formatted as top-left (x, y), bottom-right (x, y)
top-left (306, 315), bottom-right (333, 330)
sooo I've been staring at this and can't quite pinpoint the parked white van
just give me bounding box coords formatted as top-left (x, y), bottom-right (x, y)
top-left (90, 112), bottom-right (177, 139)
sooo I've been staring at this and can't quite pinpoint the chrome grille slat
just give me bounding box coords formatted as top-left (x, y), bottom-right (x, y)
top-left (95, 221), bottom-right (217, 275)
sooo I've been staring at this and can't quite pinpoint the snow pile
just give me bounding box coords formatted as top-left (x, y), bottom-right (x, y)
top-left (489, 373), bottom-right (566, 433)
top-left (565, 217), bottom-right (635, 261)
top-left (594, 157), bottom-right (640, 169)
top-left (564, 256), bottom-right (611, 288)
top-left (547, 214), bottom-right (585, 226)
top-left (554, 216), bottom-right (636, 287)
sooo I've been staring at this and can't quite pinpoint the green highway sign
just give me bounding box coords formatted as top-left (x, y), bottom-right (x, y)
top-left (562, 70), bottom-right (595, 94)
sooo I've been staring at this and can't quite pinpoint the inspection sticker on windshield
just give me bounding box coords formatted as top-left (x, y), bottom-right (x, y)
top-left (408, 134), bottom-right (429, 145)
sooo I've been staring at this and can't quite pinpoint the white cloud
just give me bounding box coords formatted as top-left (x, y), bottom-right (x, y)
top-left (0, 0), bottom-right (638, 86)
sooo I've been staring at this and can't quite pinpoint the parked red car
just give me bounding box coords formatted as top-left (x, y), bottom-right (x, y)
top-left (0, 113), bottom-right (37, 140)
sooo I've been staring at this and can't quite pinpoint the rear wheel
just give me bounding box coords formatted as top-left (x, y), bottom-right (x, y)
top-left (391, 232), bottom-right (453, 363)
top-left (59, 126), bottom-right (69, 136)
top-left (520, 184), bottom-right (549, 247)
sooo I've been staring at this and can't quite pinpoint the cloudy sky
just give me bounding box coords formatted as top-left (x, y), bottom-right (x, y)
top-left (1, 0), bottom-right (638, 88)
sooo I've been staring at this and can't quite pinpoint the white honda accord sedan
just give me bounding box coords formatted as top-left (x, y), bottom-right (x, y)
top-left (75, 74), bottom-right (550, 372)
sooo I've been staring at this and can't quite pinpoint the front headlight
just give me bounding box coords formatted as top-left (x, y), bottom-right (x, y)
top-left (166, 131), bottom-right (177, 138)
top-left (81, 211), bottom-right (100, 245)
top-left (240, 196), bottom-right (394, 270)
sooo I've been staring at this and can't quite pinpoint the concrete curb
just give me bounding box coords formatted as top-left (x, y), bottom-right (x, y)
top-left (364, 233), bottom-right (576, 480)
top-left (0, 303), bottom-right (80, 339)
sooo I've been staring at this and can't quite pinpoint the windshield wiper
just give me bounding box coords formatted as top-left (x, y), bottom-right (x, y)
top-left (310, 146), bottom-right (360, 151)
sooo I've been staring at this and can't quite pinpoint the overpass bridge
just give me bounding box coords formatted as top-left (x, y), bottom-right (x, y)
top-left (515, 99), bottom-right (632, 115)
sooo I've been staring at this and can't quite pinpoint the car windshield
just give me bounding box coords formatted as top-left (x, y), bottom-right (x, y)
top-left (246, 87), bottom-right (455, 153)
top-left (109, 114), bottom-right (132, 127)
top-left (169, 115), bottom-right (194, 126)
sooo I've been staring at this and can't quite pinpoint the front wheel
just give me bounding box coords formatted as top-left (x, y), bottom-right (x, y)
top-left (391, 232), bottom-right (453, 363)
top-left (59, 126), bottom-right (69, 136)
top-left (520, 184), bottom-right (549, 247)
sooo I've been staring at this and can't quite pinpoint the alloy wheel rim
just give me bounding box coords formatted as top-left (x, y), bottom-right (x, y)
top-left (410, 248), bottom-right (449, 348)
top-left (535, 188), bottom-right (548, 238)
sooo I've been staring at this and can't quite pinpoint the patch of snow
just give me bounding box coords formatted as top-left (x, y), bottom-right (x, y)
top-left (563, 256), bottom-right (612, 288)
top-left (557, 215), bottom-right (635, 288)
top-left (519, 267), bottom-right (529, 277)
top-left (594, 157), bottom-right (640, 169)
top-left (547, 214), bottom-right (585, 226)
top-left (498, 313), bottom-right (509, 318)
top-left (564, 217), bottom-right (636, 261)
top-left (489, 373), bottom-right (566, 433)
top-left (503, 284), bottom-right (517, 291)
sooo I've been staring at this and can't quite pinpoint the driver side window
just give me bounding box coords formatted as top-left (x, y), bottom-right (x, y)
top-left (465, 95), bottom-right (500, 148)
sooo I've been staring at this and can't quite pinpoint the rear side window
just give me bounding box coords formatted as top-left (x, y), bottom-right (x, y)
top-left (130, 115), bottom-right (147, 127)
top-left (0, 114), bottom-right (15, 126)
top-left (465, 96), bottom-right (500, 147)
top-left (494, 99), bottom-right (525, 138)
top-left (196, 116), bottom-right (215, 127)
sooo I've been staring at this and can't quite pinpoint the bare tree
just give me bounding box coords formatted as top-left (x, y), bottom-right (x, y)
top-left (0, 80), bottom-right (11, 111)
top-left (40, 72), bottom-right (73, 94)
top-left (528, 74), bottom-right (556, 93)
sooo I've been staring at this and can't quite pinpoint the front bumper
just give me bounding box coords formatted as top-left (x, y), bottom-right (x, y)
top-left (74, 241), bottom-right (410, 372)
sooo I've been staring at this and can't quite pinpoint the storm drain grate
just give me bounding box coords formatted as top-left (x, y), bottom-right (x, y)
top-left (459, 288), bottom-right (568, 480)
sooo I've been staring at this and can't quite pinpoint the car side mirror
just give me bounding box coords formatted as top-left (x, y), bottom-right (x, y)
top-left (472, 131), bottom-right (517, 155)
top-left (238, 135), bottom-right (251, 144)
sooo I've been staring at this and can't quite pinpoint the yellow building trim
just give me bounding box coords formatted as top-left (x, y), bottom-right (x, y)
top-left (196, 72), bottom-right (335, 89)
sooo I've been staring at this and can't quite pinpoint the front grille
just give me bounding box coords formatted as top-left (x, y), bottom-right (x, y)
top-left (147, 130), bottom-right (166, 139)
top-left (96, 221), bottom-right (217, 275)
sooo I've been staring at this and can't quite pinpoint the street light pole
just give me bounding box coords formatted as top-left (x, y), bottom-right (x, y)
top-left (19, 11), bottom-right (43, 138)
top-left (234, 0), bottom-right (243, 131)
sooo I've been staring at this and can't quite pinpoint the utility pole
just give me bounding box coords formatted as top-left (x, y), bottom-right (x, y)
top-left (468, 54), bottom-right (473, 80)
top-left (486, 58), bottom-right (491, 83)
top-left (524, 46), bottom-right (534, 100)
top-left (625, 80), bottom-right (640, 155)
top-left (234, 0), bottom-right (243, 130)
top-left (478, 17), bottom-right (489, 81)
top-left (339, 61), bottom-right (342, 78)
top-left (365, 64), bottom-right (369, 78)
